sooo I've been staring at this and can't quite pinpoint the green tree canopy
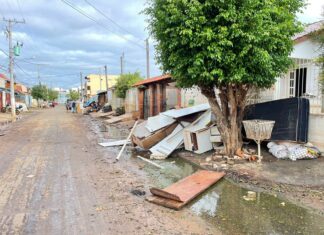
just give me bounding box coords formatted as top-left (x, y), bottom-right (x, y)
top-left (31, 85), bottom-right (48, 101)
top-left (47, 89), bottom-right (59, 101)
top-left (145, 0), bottom-right (304, 156)
top-left (68, 90), bottom-right (80, 101)
top-left (115, 72), bottom-right (143, 98)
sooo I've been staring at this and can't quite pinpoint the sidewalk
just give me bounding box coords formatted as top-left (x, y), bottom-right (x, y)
top-left (0, 113), bottom-right (13, 125)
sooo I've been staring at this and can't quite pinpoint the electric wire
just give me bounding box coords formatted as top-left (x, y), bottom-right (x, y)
top-left (61, 0), bottom-right (145, 49)
top-left (84, 0), bottom-right (144, 41)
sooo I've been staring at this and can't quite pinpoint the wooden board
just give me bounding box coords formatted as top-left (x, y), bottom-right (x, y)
top-left (146, 170), bottom-right (225, 210)
top-left (90, 111), bottom-right (115, 118)
top-left (104, 114), bottom-right (133, 124)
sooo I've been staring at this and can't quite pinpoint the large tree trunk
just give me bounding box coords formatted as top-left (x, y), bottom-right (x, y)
top-left (200, 84), bottom-right (250, 157)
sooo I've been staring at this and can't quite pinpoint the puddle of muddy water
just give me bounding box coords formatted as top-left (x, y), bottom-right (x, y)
top-left (134, 152), bottom-right (324, 235)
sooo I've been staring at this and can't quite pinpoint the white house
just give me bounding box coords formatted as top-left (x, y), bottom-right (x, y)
top-left (257, 21), bottom-right (324, 150)
top-left (258, 21), bottom-right (323, 113)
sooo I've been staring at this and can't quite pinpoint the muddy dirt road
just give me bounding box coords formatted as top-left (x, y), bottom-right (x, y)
top-left (0, 107), bottom-right (216, 235)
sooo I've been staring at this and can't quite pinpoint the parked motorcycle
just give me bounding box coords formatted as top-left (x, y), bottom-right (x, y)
top-left (0, 104), bottom-right (23, 115)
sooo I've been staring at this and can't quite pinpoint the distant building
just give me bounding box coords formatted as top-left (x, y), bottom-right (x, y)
top-left (54, 88), bottom-right (69, 104)
top-left (85, 74), bottom-right (119, 98)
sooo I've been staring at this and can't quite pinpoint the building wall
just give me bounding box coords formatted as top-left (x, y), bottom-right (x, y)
top-left (86, 74), bottom-right (119, 97)
top-left (57, 91), bottom-right (68, 104)
top-left (291, 39), bottom-right (322, 59)
top-left (0, 78), bottom-right (5, 89)
top-left (181, 87), bottom-right (208, 107)
top-left (308, 114), bottom-right (324, 151)
top-left (257, 39), bottom-right (323, 114)
top-left (125, 88), bottom-right (138, 113)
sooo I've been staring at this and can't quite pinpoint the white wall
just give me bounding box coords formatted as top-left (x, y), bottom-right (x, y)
top-left (291, 40), bottom-right (321, 59)
top-left (181, 87), bottom-right (208, 107)
top-left (308, 114), bottom-right (324, 152)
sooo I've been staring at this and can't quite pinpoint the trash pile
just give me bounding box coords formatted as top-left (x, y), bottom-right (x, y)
top-left (267, 142), bottom-right (321, 161)
top-left (131, 104), bottom-right (223, 159)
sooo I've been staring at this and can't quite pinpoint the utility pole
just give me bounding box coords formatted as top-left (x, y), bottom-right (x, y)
top-left (80, 72), bottom-right (83, 101)
top-left (120, 52), bottom-right (124, 75)
top-left (99, 68), bottom-right (103, 91)
top-left (146, 38), bottom-right (150, 79)
top-left (104, 65), bottom-right (108, 103)
top-left (4, 18), bottom-right (25, 121)
top-left (37, 64), bottom-right (41, 84)
top-left (84, 77), bottom-right (88, 102)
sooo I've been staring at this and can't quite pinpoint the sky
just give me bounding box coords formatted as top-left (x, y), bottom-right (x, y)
top-left (0, 0), bottom-right (323, 90)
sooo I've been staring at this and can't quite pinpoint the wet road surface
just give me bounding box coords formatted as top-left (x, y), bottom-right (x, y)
top-left (0, 107), bottom-right (213, 235)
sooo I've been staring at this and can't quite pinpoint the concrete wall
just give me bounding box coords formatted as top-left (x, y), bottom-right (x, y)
top-left (181, 87), bottom-right (208, 107)
top-left (125, 88), bottom-right (138, 113)
top-left (308, 113), bottom-right (324, 152)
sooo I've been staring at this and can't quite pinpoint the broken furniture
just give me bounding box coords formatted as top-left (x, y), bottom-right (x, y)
top-left (132, 121), bottom-right (178, 149)
top-left (150, 122), bottom-right (190, 159)
top-left (243, 119), bottom-right (275, 163)
top-left (183, 110), bottom-right (214, 154)
top-left (147, 170), bottom-right (225, 210)
top-left (131, 103), bottom-right (213, 158)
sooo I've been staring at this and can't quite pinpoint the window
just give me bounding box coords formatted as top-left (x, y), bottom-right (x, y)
top-left (295, 67), bottom-right (307, 97)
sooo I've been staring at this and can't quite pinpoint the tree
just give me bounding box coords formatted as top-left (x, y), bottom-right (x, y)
top-left (115, 72), bottom-right (143, 98)
top-left (145, 0), bottom-right (304, 156)
top-left (31, 84), bottom-right (47, 101)
top-left (48, 89), bottom-right (59, 101)
top-left (68, 90), bottom-right (79, 101)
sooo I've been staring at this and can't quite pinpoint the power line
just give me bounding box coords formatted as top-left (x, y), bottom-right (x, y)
top-left (84, 0), bottom-right (143, 41)
top-left (15, 0), bottom-right (25, 21)
top-left (61, 0), bottom-right (145, 49)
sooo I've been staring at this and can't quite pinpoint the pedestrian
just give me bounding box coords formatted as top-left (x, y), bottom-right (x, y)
top-left (72, 101), bottom-right (76, 113)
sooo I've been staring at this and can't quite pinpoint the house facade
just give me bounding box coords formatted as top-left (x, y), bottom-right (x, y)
top-left (85, 74), bottom-right (119, 98)
top-left (258, 21), bottom-right (323, 114)
top-left (132, 74), bottom-right (181, 119)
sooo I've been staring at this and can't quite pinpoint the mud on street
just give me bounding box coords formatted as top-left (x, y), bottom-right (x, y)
top-left (1, 107), bottom-right (324, 235)
top-left (0, 107), bottom-right (215, 235)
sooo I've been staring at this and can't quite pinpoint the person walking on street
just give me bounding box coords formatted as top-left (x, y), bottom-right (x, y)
top-left (71, 101), bottom-right (76, 113)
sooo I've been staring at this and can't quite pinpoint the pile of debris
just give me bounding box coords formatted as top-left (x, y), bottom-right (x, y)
top-left (267, 142), bottom-right (320, 161)
top-left (131, 104), bottom-right (223, 159)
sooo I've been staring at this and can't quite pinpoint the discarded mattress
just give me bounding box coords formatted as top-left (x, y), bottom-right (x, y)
top-left (244, 98), bottom-right (309, 143)
top-left (147, 170), bottom-right (225, 210)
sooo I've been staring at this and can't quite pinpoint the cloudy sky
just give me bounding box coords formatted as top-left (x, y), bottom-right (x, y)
top-left (0, 0), bottom-right (323, 89)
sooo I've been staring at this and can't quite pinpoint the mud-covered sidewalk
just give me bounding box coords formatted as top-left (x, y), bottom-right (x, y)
top-left (177, 150), bottom-right (324, 214)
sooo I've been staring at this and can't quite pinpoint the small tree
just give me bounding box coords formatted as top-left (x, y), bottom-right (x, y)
top-left (115, 72), bottom-right (143, 98)
top-left (31, 84), bottom-right (47, 101)
top-left (48, 89), bottom-right (59, 101)
top-left (146, 0), bottom-right (304, 156)
top-left (68, 90), bottom-right (79, 101)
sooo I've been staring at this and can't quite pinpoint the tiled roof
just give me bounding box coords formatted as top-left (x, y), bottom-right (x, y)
top-left (293, 20), bottom-right (323, 41)
top-left (133, 74), bottom-right (172, 86)
top-left (0, 73), bottom-right (9, 81)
